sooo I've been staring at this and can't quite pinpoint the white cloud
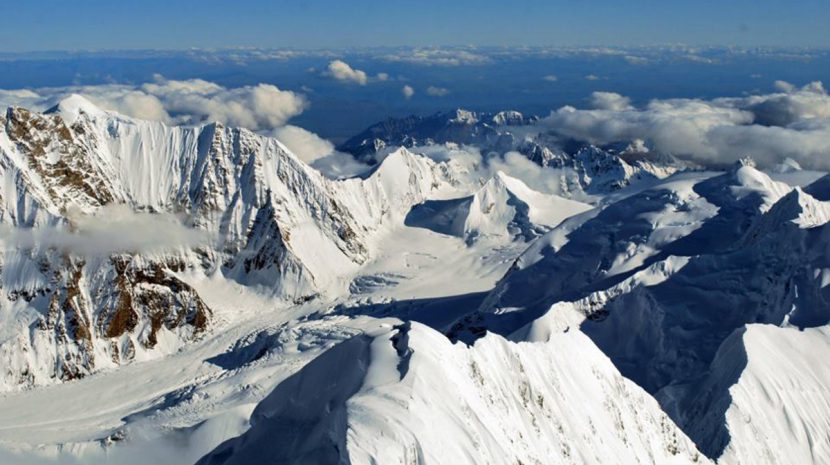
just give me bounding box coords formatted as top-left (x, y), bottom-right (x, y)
top-left (268, 124), bottom-right (370, 178)
top-left (739, 82), bottom-right (830, 126)
top-left (487, 150), bottom-right (566, 194)
top-left (774, 80), bottom-right (796, 93)
top-left (0, 75), bottom-right (308, 131)
top-left (588, 91), bottom-right (633, 111)
top-left (0, 88), bottom-right (42, 107)
top-left (541, 81), bottom-right (830, 169)
top-left (585, 74), bottom-right (601, 81)
top-left (270, 125), bottom-right (335, 163)
top-left (402, 85), bottom-right (415, 99)
top-left (426, 86), bottom-right (450, 97)
top-left (542, 75), bottom-right (558, 82)
top-left (310, 152), bottom-right (371, 179)
top-left (376, 72), bottom-right (389, 81)
top-left (379, 48), bottom-right (491, 66)
top-left (323, 60), bottom-right (368, 85)
top-left (138, 75), bottom-right (307, 129)
top-left (0, 205), bottom-right (208, 256)
top-left (624, 55), bottom-right (648, 65)
top-left (684, 54), bottom-right (716, 64)
top-left (106, 90), bottom-right (169, 121)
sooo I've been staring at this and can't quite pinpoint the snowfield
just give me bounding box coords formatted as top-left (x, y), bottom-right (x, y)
top-left (0, 97), bottom-right (828, 465)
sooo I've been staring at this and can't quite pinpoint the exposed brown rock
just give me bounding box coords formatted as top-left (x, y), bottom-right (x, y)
top-left (5, 107), bottom-right (115, 207)
top-left (104, 259), bottom-right (139, 338)
top-left (101, 257), bottom-right (211, 348)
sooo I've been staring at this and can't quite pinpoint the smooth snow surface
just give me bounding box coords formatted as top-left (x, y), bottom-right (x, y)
top-left (198, 322), bottom-right (708, 465)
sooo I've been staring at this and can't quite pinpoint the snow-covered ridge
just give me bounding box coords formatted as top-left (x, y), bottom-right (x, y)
top-left (680, 324), bottom-right (830, 465)
top-left (405, 171), bottom-right (592, 244)
top-left (448, 162), bottom-right (830, 463)
top-left (0, 96), bottom-right (450, 391)
top-left (337, 109), bottom-right (687, 198)
top-left (197, 321), bottom-right (709, 465)
top-left (1, 95), bottom-right (829, 465)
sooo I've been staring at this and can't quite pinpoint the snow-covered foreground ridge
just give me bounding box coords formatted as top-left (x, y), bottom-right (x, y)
top-left (198, 321), bottom-right (708, 465)
top-left (0, 95), bottom-right (451, 391)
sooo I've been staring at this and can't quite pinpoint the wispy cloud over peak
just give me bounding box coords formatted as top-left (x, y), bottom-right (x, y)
top-left (0, 75), bottom-right (308, 131)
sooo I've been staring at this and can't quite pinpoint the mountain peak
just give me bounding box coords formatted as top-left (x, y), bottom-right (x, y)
top-left (449, 109), bottom-right (478, 125)
top-left (45, 93), bottom-right (106, 123)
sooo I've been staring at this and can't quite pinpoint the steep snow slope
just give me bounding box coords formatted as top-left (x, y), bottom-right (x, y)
top-left (405, 171), bottom-right (592, 244)
top-left (453, 162), bottom-right (801, 340)
top-left (0, 212), bottom-right (532, 465)
top-left (450, 161), bottom-right (830, 461)
top-left (679, 324), bottom-right (830, 465)
top-left (0, 97), bottom-right (452, 391)
top-left (197, 321), bottom-right (708, 465)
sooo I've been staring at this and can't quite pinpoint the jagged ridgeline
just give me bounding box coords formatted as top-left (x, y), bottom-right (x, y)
top-left (0, 95), bottom-right (448, 390)
top-left (4, 95), bottom-right (827, 465)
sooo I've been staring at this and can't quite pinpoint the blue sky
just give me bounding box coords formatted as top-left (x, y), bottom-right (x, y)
top-left (3, 0), bottom-right (829, 52)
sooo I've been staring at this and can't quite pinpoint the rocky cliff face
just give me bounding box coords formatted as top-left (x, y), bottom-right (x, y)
top-left (0, 96), bottom-right (448, 391)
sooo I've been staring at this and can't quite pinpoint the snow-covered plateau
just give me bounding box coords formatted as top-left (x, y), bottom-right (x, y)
top-left (0, 97), bottom-right (827, 464)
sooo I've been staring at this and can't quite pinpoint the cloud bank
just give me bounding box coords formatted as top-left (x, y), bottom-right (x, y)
top-left (378, 48), bottom-right (491, 66)
top-left (270, 125), bottom-right (336, 163)
top-left (542, 81), bottom-right (830, 169)
top-left (269, 124), bottom-right (370, 178)
top-left (0, 75), bottom-right (308, 131)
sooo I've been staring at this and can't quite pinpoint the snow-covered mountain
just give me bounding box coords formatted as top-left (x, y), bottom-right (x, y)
top-left (337, 108), bottom-right (536, 161)
top-left (339, 109), bottom-right (687, 197)
top-left (1, 98), bottom-right (828, 465)
top-left (449, 160), bottom-right (830, 464)
top-left (0, 95), bottom-right (449, 391)
top-left (405, 171), bottom-right (592, 244)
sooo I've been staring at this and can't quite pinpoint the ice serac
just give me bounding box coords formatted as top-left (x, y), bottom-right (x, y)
top-left (405, 171), bottom-right (592, 244)
top-left (0, 98), bottom-right (446, 391)
top-left (197, 322), bottom-right (709, 465)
